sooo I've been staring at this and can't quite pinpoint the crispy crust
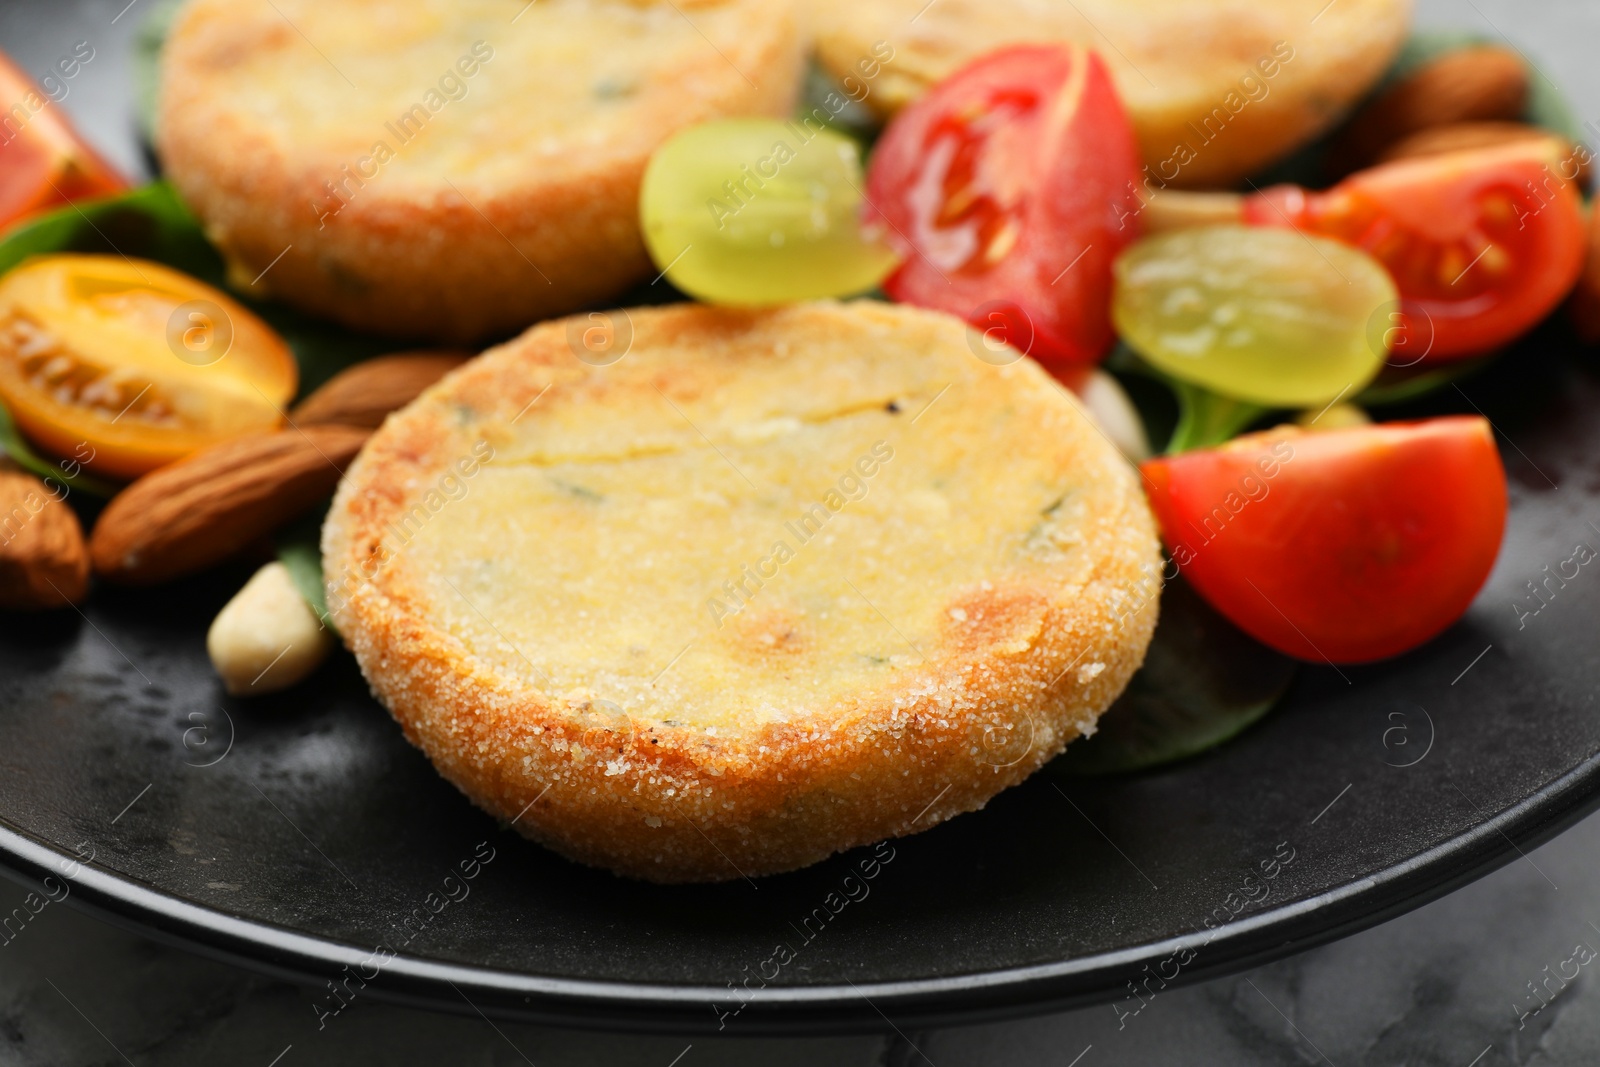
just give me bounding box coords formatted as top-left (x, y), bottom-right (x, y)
top-left (323, 301), bottom-right (1160, 882)
top-left (811, 0), bottom-right (1410, 188)
top-left (157, 0), bottom-right (802, 343)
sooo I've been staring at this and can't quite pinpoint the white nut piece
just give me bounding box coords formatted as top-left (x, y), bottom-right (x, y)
top-left (207, 561), bottom-right (333, 696)
top-left (1078, 370), bottom-right (1153, 463)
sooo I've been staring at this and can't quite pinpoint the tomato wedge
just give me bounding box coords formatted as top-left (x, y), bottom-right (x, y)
top-left (864, 44), bottom-right (1141, 366)
top-left (0, 50), bottom-right (126, 231)
top-left (0, 255), bottom-right (297, 479)
top-left (1141, 417), bottom-right (1507, 664)
top-left (1244, 142), bottom-right (1585, 363)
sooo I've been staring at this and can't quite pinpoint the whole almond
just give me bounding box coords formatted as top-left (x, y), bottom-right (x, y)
top-left (0, 465), bottom-right (89, 609)
top-left (1330, 46), bottom-right (1529, 174)
top-left (1379, 121), bottom-right (1591, 187)
top-left (90, 426), bottom-right (370, 586)
top-left (291, 351), bottom-right (470, 429)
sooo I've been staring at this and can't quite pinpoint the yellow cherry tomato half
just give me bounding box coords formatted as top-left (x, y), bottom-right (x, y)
top-left (0, 254), bottom-right (296, 478)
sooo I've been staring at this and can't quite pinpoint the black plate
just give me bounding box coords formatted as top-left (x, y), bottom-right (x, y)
top-left (4, 0), bottom-right (1600, 1038)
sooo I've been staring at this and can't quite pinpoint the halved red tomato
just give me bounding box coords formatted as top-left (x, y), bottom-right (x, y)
top-left (864, 43), bottom-right (1141, 366)
top-left (0, 49), bottom-right (126, 231)
top-left (1245, 142), bottom-right (1585, 363)
top-left (1140, 417), bottom-right (1507, 664)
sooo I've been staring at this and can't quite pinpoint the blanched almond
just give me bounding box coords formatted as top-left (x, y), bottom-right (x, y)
top-left (207, 561), bottom-right (332, 695)
top-left (1077, 370), bottom-right (1152, 463)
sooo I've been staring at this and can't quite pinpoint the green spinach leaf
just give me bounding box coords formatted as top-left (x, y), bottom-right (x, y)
top-left (1052, 576), bottom-right (1298, 776)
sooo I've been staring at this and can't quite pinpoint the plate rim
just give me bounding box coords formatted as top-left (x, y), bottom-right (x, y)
top-left (4, 748), bottom-right (1598, 1035)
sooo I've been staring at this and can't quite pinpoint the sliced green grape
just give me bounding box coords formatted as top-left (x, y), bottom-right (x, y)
top-left (1112, 225), bottom-right (1396, 408)
top-left (640, 119), bottom-right (898, 306)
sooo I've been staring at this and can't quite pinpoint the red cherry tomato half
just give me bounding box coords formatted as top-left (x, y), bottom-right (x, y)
top-left (0, 49), bottom-right (126, 232)
top-left (1245, 142), bottom-right (1585, 364)
top-left (1140, 417), bottom-right (1507, 664)
top-left (864, 43), bottom-right (1141, 367)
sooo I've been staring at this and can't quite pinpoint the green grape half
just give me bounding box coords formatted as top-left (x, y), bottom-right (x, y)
top-left (640, 119), bottom-right (898, 306)
top-left (1112, 225), bottom-right (1397, 408)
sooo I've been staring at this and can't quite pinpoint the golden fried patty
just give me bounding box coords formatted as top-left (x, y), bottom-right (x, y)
top-left (323, 301), bottom-right (1160, 882)
top-left (157, 0), bottom-right (801, 343)
top-left (811, 0), bottom-right (1410, 187)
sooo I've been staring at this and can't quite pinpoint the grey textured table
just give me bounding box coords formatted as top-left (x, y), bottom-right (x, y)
top-left (3, 0), bottom-right (1600, 1064)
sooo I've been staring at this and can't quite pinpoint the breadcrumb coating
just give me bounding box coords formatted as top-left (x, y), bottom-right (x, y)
top-left (324, 301), bottom-right (1160, 881)
top-left (157, 0), bottom-right (802, 341)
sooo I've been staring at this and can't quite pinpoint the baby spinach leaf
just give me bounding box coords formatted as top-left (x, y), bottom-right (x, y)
top-left (1356, 355), bottom-right (1491, 407)
top-left (276, 504), bottom-right (334, 631)
top-left (0, 401), bottom-right (118, 497)
top-left (1104, 344), bottom-right (1276, 454)
top-left (132, 0), bottom-right (185, 141)
top-left (0, 181), bottom-right (396, 397)
top-left (1052, 576), bottom-right (1297, 776)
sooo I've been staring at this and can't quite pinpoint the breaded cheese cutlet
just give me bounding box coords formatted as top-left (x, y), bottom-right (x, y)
top-left (810, 0), bottom-right (1411, 187)
top-left (323, 300), bottom-right (1161, 882)
top-left (156, 0), bottom-right (802, 343)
